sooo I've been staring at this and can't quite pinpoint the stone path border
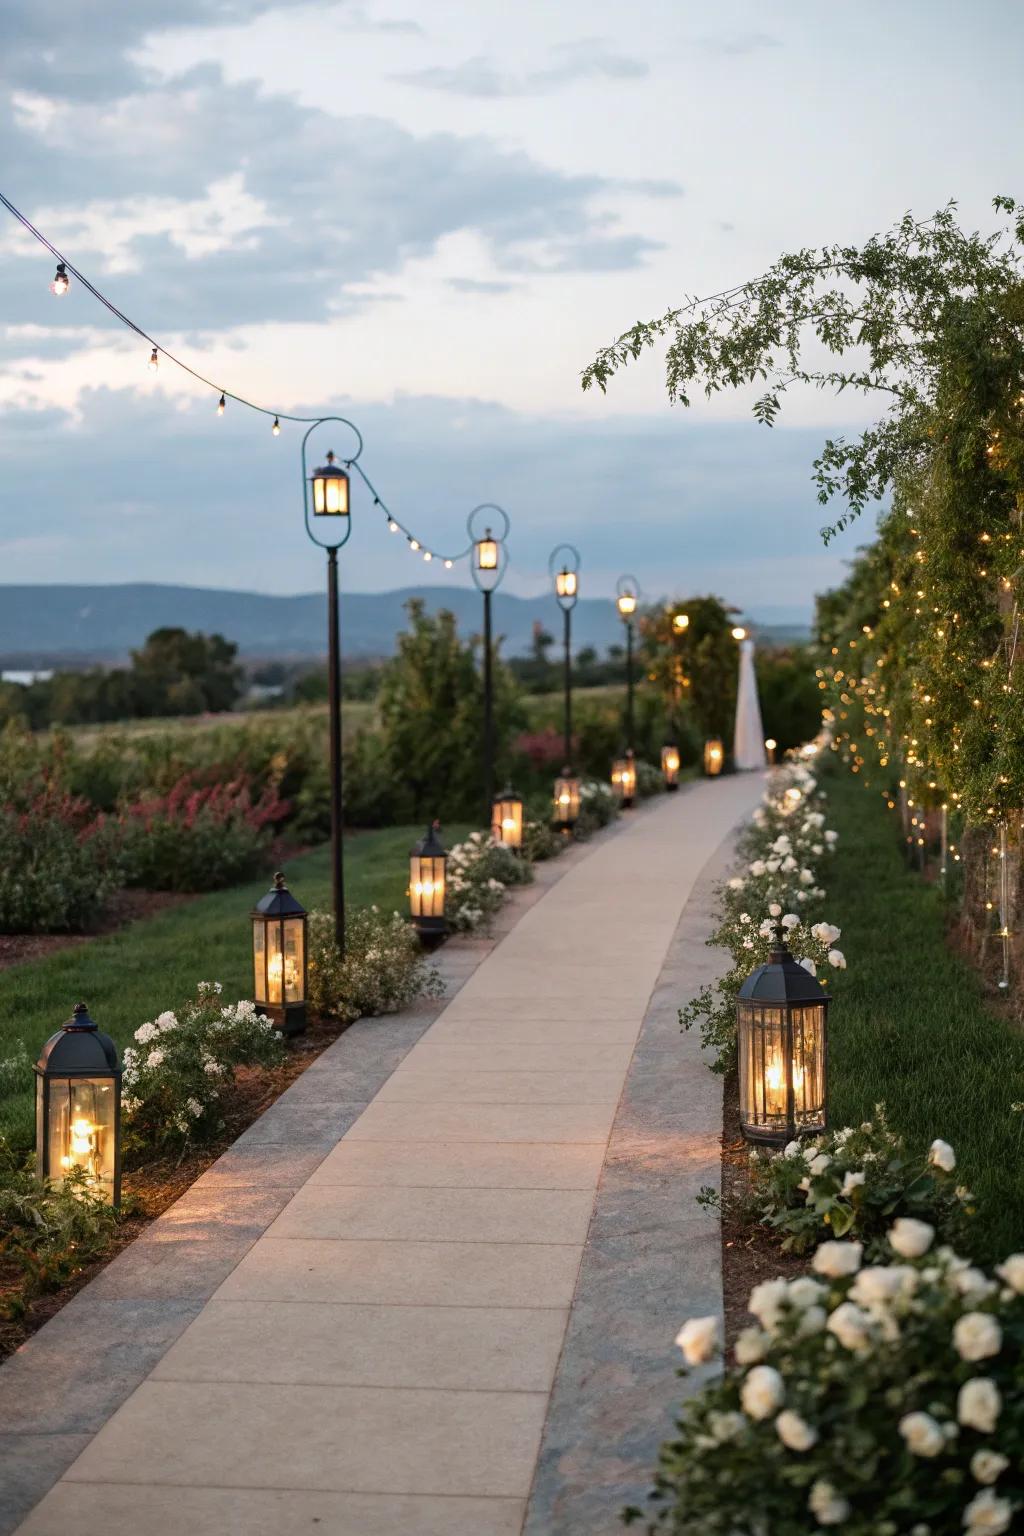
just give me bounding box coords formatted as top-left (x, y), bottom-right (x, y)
top-left (523, 824), bottom-right (740, 1532)
top-left (0, 818), bottom-right (617, 1536)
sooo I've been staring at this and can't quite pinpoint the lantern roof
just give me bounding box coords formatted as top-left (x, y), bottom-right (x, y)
top-left (494, 785), bottom-right (522, 803)
top-left (412, 821), bottom-right (446, 858)
top-left (312, 450), bottom-right (347, 477)
top-left (738, 926), bottom-right (831, 1005)
top-left (35, 1002), bottom-right (121, 1077)
top-left (253, 871), bottom-right (306, 920)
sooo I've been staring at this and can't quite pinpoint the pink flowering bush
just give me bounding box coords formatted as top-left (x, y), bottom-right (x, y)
top-left (0, 784), bottom-right (119, 932)
top-left (631, 1227), bottom-right (1023, 1535)
top-left (118, 774), bottom-right (289, 892)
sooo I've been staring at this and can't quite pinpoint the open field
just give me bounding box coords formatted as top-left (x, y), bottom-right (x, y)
top-left (0, 824), bottom-right (470, 1149)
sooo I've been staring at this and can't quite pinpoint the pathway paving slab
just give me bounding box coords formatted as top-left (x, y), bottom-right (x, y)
top-left (307, 1138), bottom-right (608, 1189)
top-left (264, 1183), bottom-right (596, 1243)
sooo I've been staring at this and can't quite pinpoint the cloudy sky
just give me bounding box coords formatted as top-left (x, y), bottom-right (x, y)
top-left (1, 0), bottom-right (1021, 619)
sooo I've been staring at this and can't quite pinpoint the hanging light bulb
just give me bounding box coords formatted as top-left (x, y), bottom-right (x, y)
top-left (272, 417), bottom-right (281, 436)
top-left (388, 520), bottom-right (399, 533)
top-left (444, 559), bottom-right (453, 569)
top-left (148, 347), bottom-right (159, 372)
top-left (410, 538), bottom-right (420, 551)
top-left (217, 394), bottom-right (225, 416)
top-left (50, 262), bottom-right (70, 297)
top-left (423, 551), bottom-right (432, 562)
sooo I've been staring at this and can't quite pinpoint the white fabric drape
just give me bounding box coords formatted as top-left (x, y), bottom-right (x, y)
top-left (733, 637), bottom-right (767, 770)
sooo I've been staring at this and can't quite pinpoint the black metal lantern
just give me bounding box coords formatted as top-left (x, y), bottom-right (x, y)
top-left (737, 923), bottom-right (829, 1146)
top-left (252, 871), bottom-right (308, 1035)
top-left (475, 529), bottom-right (499, 585)
top-left (703, 737), bottom-right (724, 776)
top-left (491, 786), bottom-right (524, 851)
top-left (310, 450), bottom-right (350, 518)
top-left (661, 744), bottom-right (681, 790)
top-left (611, 749), bottom-right (637, 808)
top-left (553, 768), bottom-right (581, 831)
top-left (410, 821), bottom-right (447, 942)
top-left (35, 1003), bottom-right (122, 1206)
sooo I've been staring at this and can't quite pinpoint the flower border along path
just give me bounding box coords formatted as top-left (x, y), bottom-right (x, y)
top-left (4, 774), bottom-right (763, 1536)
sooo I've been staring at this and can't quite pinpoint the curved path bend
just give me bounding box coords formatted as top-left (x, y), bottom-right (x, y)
top-left (6, 772), bottom-right (763, 1536)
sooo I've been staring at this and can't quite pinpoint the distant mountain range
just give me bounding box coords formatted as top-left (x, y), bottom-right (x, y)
top-left (0, 583), bottom-right (811, 666)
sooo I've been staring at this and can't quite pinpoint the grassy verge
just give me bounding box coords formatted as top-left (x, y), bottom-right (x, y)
top-left (825, 767), bottom-right (1024, 1260)
top-left (0, 823), bottom-right (470, 1148)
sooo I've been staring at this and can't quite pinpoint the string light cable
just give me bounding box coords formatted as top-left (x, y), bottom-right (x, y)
top-left (0, 187), bottom-right (471, 568)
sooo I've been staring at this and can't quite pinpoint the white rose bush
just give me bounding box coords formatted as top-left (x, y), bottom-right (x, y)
top-left (307, 905), bottom-right (445, 1022)
top-left (445, 830), bottom-right (533, 932)
top-left (629, 1226), bottom-right (1024, 1535)
top-left (709, 1107), bottom-right (975, 1258)
top-left (679, 750), bottom-right (845, 1066)
top-left (121, 981), bottom-right (284, 1153)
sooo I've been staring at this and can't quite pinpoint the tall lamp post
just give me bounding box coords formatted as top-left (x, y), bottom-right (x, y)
top-left (469, 504), bottom-right (510, 820)
top-left (301, 419), bottom-right (360, 956)
top-left (549, 544), bottom-right (581, 764)
top-left (616, 574), bottom-right (640, 752)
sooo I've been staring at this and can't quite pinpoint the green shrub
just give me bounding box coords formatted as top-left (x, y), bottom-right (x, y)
top-left (635, 759), bottom-right (666, 799)
top-left (522, 817), bottom-right (563, 862)
top-left (0, 1141), bottom-right (119, 1317)
top-left (447, 833), bottom-right (532, 931)
top-left (0, 785), bottom-right (120, 933)
top-left (307, 906), bottom-right (445, 1022)
top-left (121, 982), bottom-right (284, 1154)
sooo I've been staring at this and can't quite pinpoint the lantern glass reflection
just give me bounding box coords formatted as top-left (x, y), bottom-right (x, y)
top-left (703, 738), bottom-right (724, 776)
top-left (661, 744), bottom-right (680, 789)
top-left (311, 450), bottom-right (350, 518)
top-left (491, 787), bottom-right (524, 850)
top-left (252, 872), bottom-right (307, 1034)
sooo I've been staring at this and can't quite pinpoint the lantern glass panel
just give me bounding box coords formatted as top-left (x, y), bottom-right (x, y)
top-left (411, 855), bottom-right (445, 918)
top-left (477, 537), bottom-right (498, 571)
top-left (44, 1075), bottom-right (117, 1199)
top-left (738, 1000), bottom-right (826, 1141)
top-left (312, 465), bottom-right (349, 517)
top-left (283, 917), bottom-right (304, 1003)
top-left (253, 921), bottom-right (267, 1004)
top-left (553, 775), bottom-right (580, 824)
top-left (266, 922), bottom-right (285, 1005)
top-left (556, 569), bottom-right (576, 599)
top-left (661, 745), bottom-right (680, 784)
top-left (491, 794), bottom-right (523, 848)
top-left (704, 738), bottom-right (724, 776)
top-left (617, 593), bottom-right (637, 617)
top-left (611, 758), bottom-right (636, 801)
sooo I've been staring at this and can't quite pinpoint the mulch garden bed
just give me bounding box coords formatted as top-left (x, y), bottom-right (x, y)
top-left (718, 1064), bottom-right (803, 1350)
top-left (0, 1011), bottom-right (351, 1360)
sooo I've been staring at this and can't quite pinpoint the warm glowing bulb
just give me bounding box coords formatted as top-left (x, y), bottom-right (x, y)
top-left (217, 393), bottom-right (225, 415)
top-left (732, 626), bottom-right (747, 640)
top-left (148, 347), bottom-right (159, 371)
top-left (389, 520), bottom-right (399, 533)
top-left (424, 551), bottom-right (432, 561)
top-left (410, 539), bottom-right (420, 551)
top-left (444, 559), bottom-right (453, 569)
top-left (502, 817), bottom-right (516, 831)
top-left (673, 613), bottom-right (689, 631)
top-left (765, 738), bottom-right (777, 751)
top-left (272, 417), bottom-right (281, 436)
top-left (50, 262), bottom-right (70, 296)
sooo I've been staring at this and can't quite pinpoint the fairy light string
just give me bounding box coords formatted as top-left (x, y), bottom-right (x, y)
top-left (0, 188), bottom-right (470, 569)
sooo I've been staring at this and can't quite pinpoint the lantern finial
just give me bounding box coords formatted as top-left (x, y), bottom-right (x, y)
top-left (274, 870), bottom-right (286, 890)
top-left (68, 1001), bottom-right (96, 1030)
top-left (770, 920), bottom-right (788, 958)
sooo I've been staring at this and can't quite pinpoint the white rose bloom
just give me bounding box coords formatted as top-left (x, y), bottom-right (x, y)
top-left (827, 947), bottom-right (847, 969)
top-left (889, 1218), bottom-right (935, 1258)
top-left (797, 1305), bottom-right (828, 1338)
top-left (781, 855), bottom-right (798, 873)
top-left (842, 1170), bottom-right (866, 1195)
top-left (796, 890), bottom-right (808, 903)
top-left (970, 1450), bottom-right (1009, 1485)
top-left (787, 1276), bottom-right (826, 1309)
top-left (799, 957), bottom-right (817, 976)
top-left (783, 1140), bottom-right (803, 1157)
top-left (929, 1138), bottom-right (956, 1173)
top-left (775, 1409), bottom-right (818, 1451)
top-left (740, 1365), bottom-right (784, 1420)
top-left (809, 1480), bottom-right (850, 1526)
top-left (850, 1266), bottom-right (905, 1309)
top-left (769, 902), bottom-right (782, 917)
top-left (749, 860), bottom-right (767, 877)
top-left (958, 1378), bottom-right (1001, 1433)
top-left (766, 858), bottom-right (781, 873)
top-left (748, 1277), bottom-right (789, 1332)
top-left (825, 830), bottom-right (838, 844)
top-left (954, 1313), bottom-right (1002, 1362)
top-left (772, 835), bottom-right (792, 855)
top-left (899, 1411), bottom-right (945, 1458)
top-left (963, 1488), bottom-right (1013, 1534)
top-left (728, 876), bottom-right (745, 890)
top-left (146, 1049), bottom-right (165, 1070)
top-left (734, 1326), bottom-right (769, 1365)
top-left (707, 1410), bottom-right (746, 1443)
top-left (955, 1268), bottom-right (998, 1301)
top-left (674, 1315), bottom-right (718, 1365)
top-left (812, 842), bottom-right (824, 855)
top-left (808, 1152), bottom-right (832, 1177)
top-left (995, 1253), bottom-right (1024, 1293)
top-left (799, 868), bottom-right (814, 886)
top-left (739, 912), bottom-right (751, 925)
top-left (782, 912), bottom-right (800, 929)
top-left (827, 1301), bottom-right (872, 1353)
top-left (812, 1241), bottom-right (863, 1278)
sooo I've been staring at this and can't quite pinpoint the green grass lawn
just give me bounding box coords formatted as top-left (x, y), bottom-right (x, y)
top-left (825, 767), bottom-right (1024, 1260)
top-left (0, 823), bottom-right (470, 1149)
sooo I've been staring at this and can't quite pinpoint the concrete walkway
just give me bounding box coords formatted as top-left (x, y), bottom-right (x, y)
top-left (11, 774), bottom-right (762, 1536)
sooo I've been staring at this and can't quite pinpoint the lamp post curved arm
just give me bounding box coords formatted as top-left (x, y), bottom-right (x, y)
top-left (467, 504), bottom-right (511, 819)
